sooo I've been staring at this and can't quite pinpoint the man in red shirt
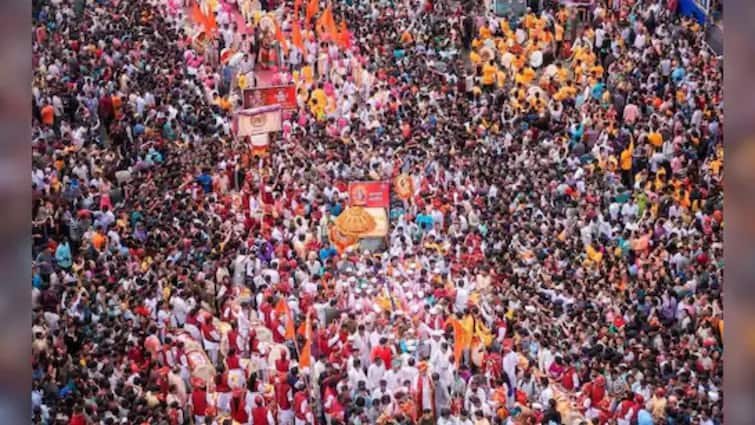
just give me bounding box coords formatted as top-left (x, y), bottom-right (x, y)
top-left (190, 381), bottom-right (209, 424)
top-left (251, 395), bottom-right (274, 425)
top-left (293, 381), bottom-right (314, 425)
top-left (275, 375), bottom-right (294, 424)
top-left (371, 337), bottom-right (393, 368)
top-left (69, 405), bottom-right (87, 425)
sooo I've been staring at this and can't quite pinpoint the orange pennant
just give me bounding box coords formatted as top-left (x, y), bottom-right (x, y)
top-left (190, 1), bottom-right (205, 26)
top-left (337, 20), bottom-right (350, 49)
top-left (275, 298), bottom-right (296, 340)
top-left (305, 0), bottom-right (319, 29)
top-left (274, 18), bottom-right (289, 55)
top-left (205, 8), bottom-right (217, 33)
top-left (292, 20), bottom-right (304, 51)
top-left (299, 314), bottom-right (312, 368)
top-left (316, 6), bottom-right (336, 41)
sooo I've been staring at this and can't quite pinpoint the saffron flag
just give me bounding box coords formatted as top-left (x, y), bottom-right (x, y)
top-left (337, 20), bottom-right (350, 49)
top-left (190, 1), bottom-right (206, 26)
top-left (294, 0), bottom-right (303, 17)
top-left (292, 20), bottom-right (304, 51)
top-left (274, 18), bottom-right (289, 54)
top-left (316, 6), bottom-right (336, 41)
top-left (275, 298), bottom-right (296, 340)
top-left (325, 8), bottom-right (338, 41)
top-left (446, 317), bottom-right (472, 367)
top-left (305, 0), bottom-right (318, 29)
top-left (205, 8), bottom-right (217, 33)
top-left (299, 314), bottom-right (312, 368)
top-left (191, 1), bottom-right (217, 34)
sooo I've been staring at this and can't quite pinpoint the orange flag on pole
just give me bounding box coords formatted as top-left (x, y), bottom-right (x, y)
top-left (305, 0), bottom-right (319, 29)
top-left (337, 20), bottom-right (350, 49)
top-left (275, 298), bottom-right (296, 340)
top-left (292, 20), bottom-right (304, 51)
top-left (299, 314), bottom-right (312, 368)
top-left (316, 6), bottom-right (336, 41)
top-left (294, 0), bottom-right (303, 17)
top-left (190, 1), bottom-right (206, 26)
top-left (274, 18), bottom-right (289, 55)
top-left (205, 8), bottom-right (217, 33)
top-left (445, 317), bottom-right (470, 367)
top-left (191, 1), bottom-right (217, 34)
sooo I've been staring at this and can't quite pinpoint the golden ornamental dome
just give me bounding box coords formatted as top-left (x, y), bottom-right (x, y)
top-left (333, 206), bottom-right (376, 236)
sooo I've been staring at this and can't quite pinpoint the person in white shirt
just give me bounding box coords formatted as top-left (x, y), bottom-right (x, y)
top-left (367, 357), bottom-right (386, 391)
top-left (502, 342), bottom-right (518, 405)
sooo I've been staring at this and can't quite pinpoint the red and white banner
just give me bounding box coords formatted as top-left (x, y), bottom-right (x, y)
top-left (233, 105), bottom-right (282, 137)
top-left (242, 85), bottom-right (297, 110)
top-left (348, 181), bottom-right (390, 208)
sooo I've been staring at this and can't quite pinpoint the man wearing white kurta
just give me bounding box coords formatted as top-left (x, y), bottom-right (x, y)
top-left (502, 343), bottom-right (518, 408)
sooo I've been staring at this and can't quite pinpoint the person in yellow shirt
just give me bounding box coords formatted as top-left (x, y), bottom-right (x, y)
top-left (479, 25), bottom-right (492, 40)
top-left (480, 60), bottom-right (497, 92)
top-left (469, 50), bottom-right (482, 67)
top-left (512, 82), bottom-right (527, 102)
top-left (523, 13), bottom-right (535, 29)
top-left (591, 64), bottom-right (604, 79)
top-left (573, 60), bottom-right (584, 78)
top-left (648, 131), bottom-right (663, 148)
top-left (556, 63), bottom-right (569, 83)
top-left (520, 66), bottom-right (536, 85)
top-left (555, 80), bottom-right (577, 102)
top-left (709, 157), bottom-right (722, 175)
top-left (620, 141), bottom-right (634, 187)
top-left (496, 69), bottom-right (506, 88)
top-left (499, 19), bottom-right (511, 35)
top-left (528, 92), bottom-right (546, 112)
top-left (555, 23), bottom-right (564, 56)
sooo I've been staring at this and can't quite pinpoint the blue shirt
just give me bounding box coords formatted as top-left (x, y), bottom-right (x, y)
top-left (671, 67), bottom-right (685, 83)
top-left (330, 203), bottom-right (343, 217)
top-left (319, 246), bottom-right (337, 262)
top-left (55, 243), bottom-right (72, 269)
top-left (415, 214), bottom-right (433, 230)
top-left (591, 82), bottom-right (605, 100)
top-left (196, 174), bottom-right (213, 193)
top-left (637, 409), bottom-right (654, 425)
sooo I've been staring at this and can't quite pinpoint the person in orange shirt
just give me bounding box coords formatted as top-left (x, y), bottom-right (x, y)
top-left (92, 229), bottom-right (108, 252)
top-left (40, 104), bottom-right (55, 127)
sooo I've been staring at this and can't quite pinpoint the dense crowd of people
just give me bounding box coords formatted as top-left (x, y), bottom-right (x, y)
top-left (31, 0), bottom-right (723, 423)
